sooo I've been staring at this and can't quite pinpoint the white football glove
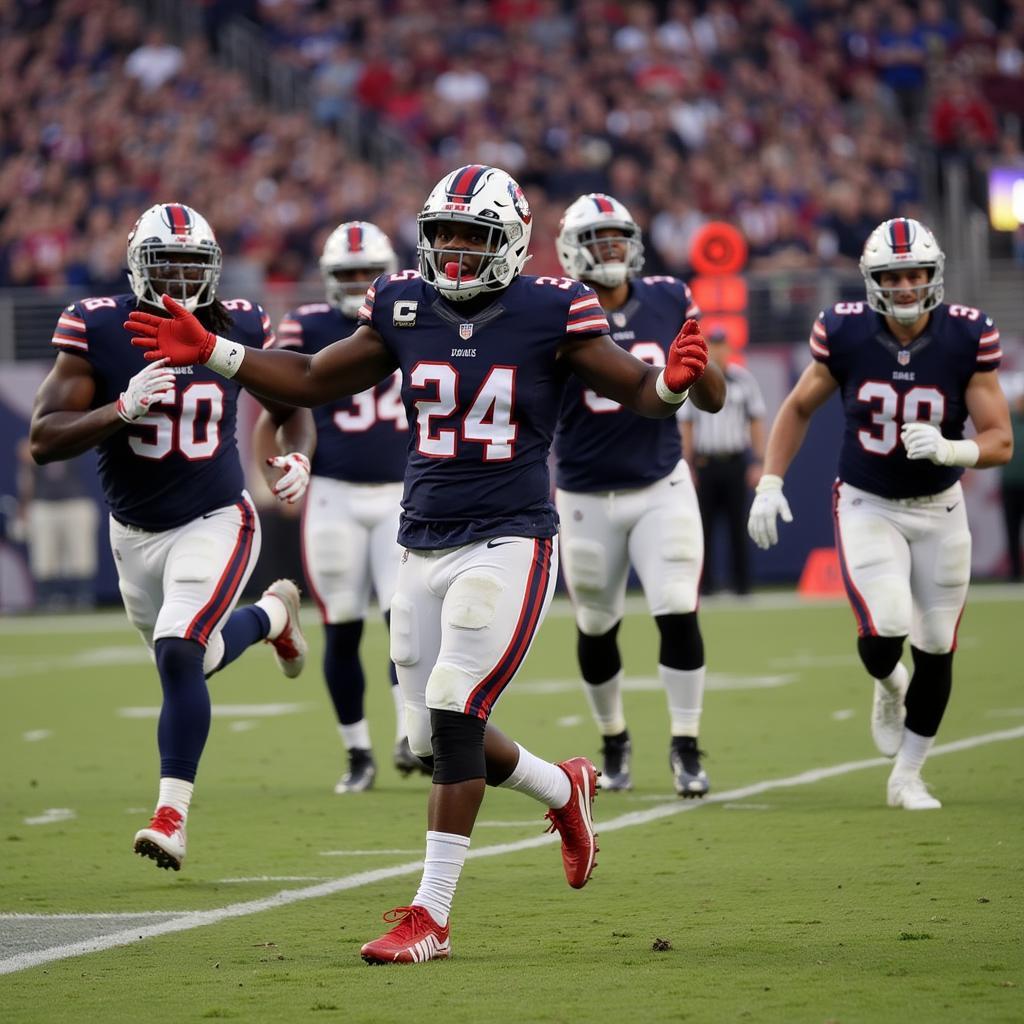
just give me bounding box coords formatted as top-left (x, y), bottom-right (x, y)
top-left (747, 474), bottom-right (793, 550)
top-left (116, 358), bottom-right (176, 422)
top-left (900, 422), bottom-right (979, 467)
top-left (267, 452), bottom-right (311, 504)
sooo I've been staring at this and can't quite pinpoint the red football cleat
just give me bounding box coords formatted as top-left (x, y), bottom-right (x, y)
top-left (361, 906), bottom-right (451, 965)
top-left (133, 805), bottom-right (186, 871)
top-left (544, 756), bottom-right (599, 889)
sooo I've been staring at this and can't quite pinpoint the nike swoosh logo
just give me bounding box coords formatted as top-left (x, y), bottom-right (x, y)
top-left (486, 539), bottom-right (517, 548)
top-left (670, 480), bottom-right (683, 486)
top-left (945, 503), bottom-right (959, 512)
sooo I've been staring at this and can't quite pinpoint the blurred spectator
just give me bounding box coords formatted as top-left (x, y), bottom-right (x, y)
top-left (930, 74), bottom-right (999, 155)
top-left (123, 28), bottom-right (184, 91)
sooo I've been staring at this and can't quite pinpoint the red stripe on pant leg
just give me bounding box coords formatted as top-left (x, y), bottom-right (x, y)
top-left (188, 501), bottom-right (255, 644)
top-left (466, 539), bottom-right (552, 718)
top-left (464, 539), bottom-right (541, 714)
top-left (186, 501), bottom-right (255, 644)
top-left (832, 482), bottom-right (877, 637)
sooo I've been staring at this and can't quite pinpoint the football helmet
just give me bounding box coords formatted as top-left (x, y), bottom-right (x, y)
top-left (126, 203), bottom-right (222, 312)
top-left (320, 221), bottom-right (398, 317)
top-left (860, 217), bottom-right (945, 323)
top-left (417, 165), bottom-right (532, 300)
top-left (556, 193), bottom-right (644, 287)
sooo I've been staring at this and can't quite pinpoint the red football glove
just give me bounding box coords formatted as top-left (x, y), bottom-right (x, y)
top-left (663, 319), bottom-right (709, 393)
top-left (124, 294), bottom-right (217, 366)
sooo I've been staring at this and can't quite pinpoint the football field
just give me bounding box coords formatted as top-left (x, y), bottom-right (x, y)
top-left (1, 589), bottom-right (1021, 1023)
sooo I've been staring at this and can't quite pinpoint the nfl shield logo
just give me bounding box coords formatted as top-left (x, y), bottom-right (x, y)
top-left (459, 323), bottom-right (474, 340)
top-left (897, 350), bottom-right (910, 366)
top-left (612, 312), bottom-right (627, 328)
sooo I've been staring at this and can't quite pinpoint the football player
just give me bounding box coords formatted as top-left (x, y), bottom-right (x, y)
top-left (123, 166), bottom-right (710, 963)
top-left (29, 203), bottom-right (316, 871)
top-left (553, 193), bottom-right (725, 796)
top-left (254, 222), bottom-right (430, 793)
top-left (748, 217), bottom-right (1013, 809)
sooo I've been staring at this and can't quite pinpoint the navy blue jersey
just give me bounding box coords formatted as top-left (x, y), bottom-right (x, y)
top-left (50, 294), bottom-right (273, 529)
top-left (554, 276), bottom-right (700, 492)
top-left (272, 302), bottom-right (407, 483)
top-left (358, 270), bottom-right (610, 549)
top-left (810, 300), bottom-right (1002, 498)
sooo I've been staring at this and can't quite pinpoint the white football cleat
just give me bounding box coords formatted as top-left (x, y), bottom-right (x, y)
top-left (887, 771), bottom-right (941, 810)
top-left (133, 806), bottom-right (187, 870)
top-left (871, 676), bottom-right (907, 757)
top-left (262, 578), bottom-right (307, 679)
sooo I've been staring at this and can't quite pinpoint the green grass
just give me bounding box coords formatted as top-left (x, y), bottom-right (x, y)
top-left (1, 590), bottom-right (1022, 1023)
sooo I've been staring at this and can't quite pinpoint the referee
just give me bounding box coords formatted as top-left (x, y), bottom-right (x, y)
top-left (679, 329), bottom-right (766, 596)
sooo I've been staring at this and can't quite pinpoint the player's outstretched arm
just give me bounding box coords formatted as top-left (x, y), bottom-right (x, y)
top-left (561, 319), bottom-right (710, 417)
top-left (125, 295), bottom-right (397, 408)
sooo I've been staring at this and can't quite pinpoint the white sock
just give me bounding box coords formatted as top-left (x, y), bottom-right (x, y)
top-left (339, 720), bottom-right (371, 752)
top-left (156, 778), bottom-right (193, 819)
top-left (581, 669), bottom-right (626, 735)
top-left (878, 661), bottom-right (909, 695)
top-left (255, 594), bottom-right (288, 640)
top-left (413, 830), bottom-right (470, 926)
top-left (499, 742), bottom-right (572, 808)
top-left (391, 683), bottom-right (405, 741)
top-left (894, 728), bottom-right (934, 775)
top-left (662, 664), bottom-right (705, 736)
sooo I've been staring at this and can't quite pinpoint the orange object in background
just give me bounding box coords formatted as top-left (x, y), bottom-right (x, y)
top-left (689, 221), bottom-right (749, 360)
top-left (689, 222), bottom-right (748, 275)
top-left (798, 547), bottom-right (846, 598)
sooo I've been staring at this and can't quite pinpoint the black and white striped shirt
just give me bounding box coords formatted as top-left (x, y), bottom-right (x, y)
top-left (679, 364), bottom-right (766, 456)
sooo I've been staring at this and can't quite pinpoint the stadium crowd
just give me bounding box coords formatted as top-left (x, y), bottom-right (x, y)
top-left (1, 0), bottom-right (1023, 293)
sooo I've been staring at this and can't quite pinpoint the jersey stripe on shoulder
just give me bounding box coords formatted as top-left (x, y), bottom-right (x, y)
top-left (566, 294), bottom-right (609, 335)
top-left (977, 322), bottom-right (1002, 365)
top-left (808, 313), bottom-right (829, 360)
top-left (357, 284), bottom-right (376, 322)
top-left (52, 309), bottom-right (88, 352)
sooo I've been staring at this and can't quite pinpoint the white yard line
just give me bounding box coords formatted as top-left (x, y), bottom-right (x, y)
top-left (1, 724), bottom-right (1021, 977)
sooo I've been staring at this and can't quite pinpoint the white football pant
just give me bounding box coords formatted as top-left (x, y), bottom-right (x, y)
top-left (555, 459), bottom-right (704, 637)
top-left (301, 476), bottom-right (404, 624)
top-left (389, 536), bottom-right (558, 759)
top-left (834, 481), bottom-right (971, 654)
top-left (109, 492), bottom-right (261, 674)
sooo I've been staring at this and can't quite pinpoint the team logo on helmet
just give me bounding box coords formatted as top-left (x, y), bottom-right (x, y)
top-left (508, 181), bottom-right (532, 224)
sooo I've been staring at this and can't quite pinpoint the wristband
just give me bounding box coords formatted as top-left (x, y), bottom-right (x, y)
top-left (945, 438), bottom-right (980, 467)
top-left (755, 473), bottom-right (784, 493)
top-left (655, 370), bottom-right (689, 405)
top-left (205, 335), bottom-right (246, 378)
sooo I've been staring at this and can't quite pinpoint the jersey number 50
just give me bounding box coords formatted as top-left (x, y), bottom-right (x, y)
top-left (128, 383), bottom-right (224, 461)
top-left (857, 382), bottom-right (944, 455)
